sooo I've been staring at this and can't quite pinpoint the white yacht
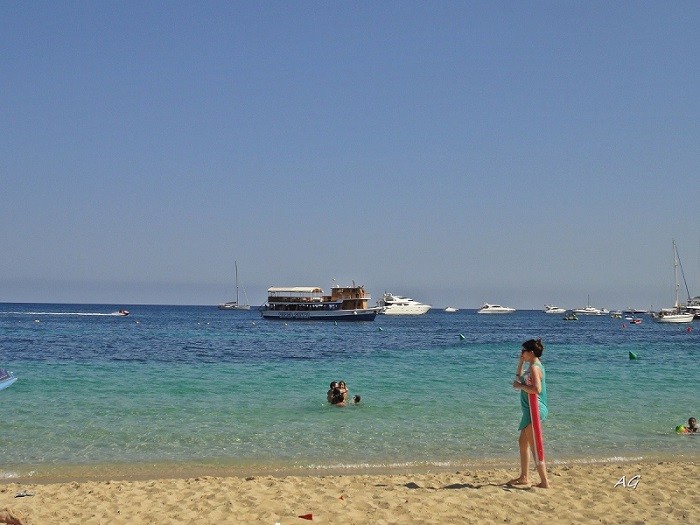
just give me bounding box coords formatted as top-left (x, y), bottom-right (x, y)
top-left (378, 293), bottom-right (431, 315)
top-left (543, 305), bottom-right (566, 314)
top-left (444, 306), bottom-right (458, 313)
top-left (573, 296), bottom-right (609, 316)
top-left (477, 303), bottom-right (516, 314)
top-left (573, 305), bottom-right (610, 316)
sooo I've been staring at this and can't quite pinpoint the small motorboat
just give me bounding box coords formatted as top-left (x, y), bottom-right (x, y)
top-left (544, 304), bottom-right (566, 314)
top-left (477, 303), bottom-right (516, 314)
top-left (444, 306), bottom-right (458, 313)
top-left (116, 309), bottom-right (129, 316)
top-left (563, 310), bottom-right (578, 321)
top-left (0, 369), bottom-right (17, 391)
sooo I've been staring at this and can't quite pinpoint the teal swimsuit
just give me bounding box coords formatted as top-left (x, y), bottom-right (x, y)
top-left (518, 362), bottom-right (548, 431)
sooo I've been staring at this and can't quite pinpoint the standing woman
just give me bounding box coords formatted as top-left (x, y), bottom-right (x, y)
top-left (508, 338), bottom-right (549, 488)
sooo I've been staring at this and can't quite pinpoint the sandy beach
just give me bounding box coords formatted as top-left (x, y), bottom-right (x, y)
top-left (1, 458), bottom-right (697, 524)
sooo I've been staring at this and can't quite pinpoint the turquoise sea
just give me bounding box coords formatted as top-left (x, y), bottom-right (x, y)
top-left (0, 304), bottom-right (697, 480)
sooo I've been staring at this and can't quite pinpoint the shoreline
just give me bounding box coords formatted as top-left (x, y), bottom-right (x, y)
top-left (0, 457), bottom-right (696, 524)
top-left (2, 451), bottom-right (697, 485)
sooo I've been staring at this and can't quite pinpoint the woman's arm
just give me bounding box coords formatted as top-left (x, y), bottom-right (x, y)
top-left (514, 365), bottom-right (542, 394)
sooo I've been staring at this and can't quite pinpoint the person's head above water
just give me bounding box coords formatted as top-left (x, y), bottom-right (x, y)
top-left (521, 338), bottom-right (544, 358)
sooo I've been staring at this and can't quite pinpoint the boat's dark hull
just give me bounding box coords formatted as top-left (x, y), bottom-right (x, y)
top-left (260, 308), bottom-right (378, 321)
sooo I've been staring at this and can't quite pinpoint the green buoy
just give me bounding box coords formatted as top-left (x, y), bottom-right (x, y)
top-left (629, 351), bottom-right (637, 360)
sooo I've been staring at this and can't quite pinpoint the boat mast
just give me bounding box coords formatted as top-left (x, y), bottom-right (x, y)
top-left (235, 261), bottom-right (239, 305)
top-left (673, 241), bottom-right (680, 310)
top-left (675, 242), bottom-right (692, 305)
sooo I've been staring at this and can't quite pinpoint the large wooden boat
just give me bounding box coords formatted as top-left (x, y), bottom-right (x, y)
top-left (260, 283), bottom-right (380, 321)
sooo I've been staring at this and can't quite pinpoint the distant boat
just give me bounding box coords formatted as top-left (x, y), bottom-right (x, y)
top-left (444, 306), bottom-right (458, 313)
top-left (219, 261), bottom-right (251, 311)
top-left (0, 369), bottom-right (17, 391)
top-left (687, 297), bottom-right (700, 319)
top-left (573, 296), bottom-right (609, 316)
top-left (477, 303), bottom-right (515, 314)
top-left (652, 241), bottom-right (694, 324)
top-left (653, 309), bottom-right (693, 323)
top-left (543, 305), bottom-right (566, 314)
top-left (114, 309), bottom-right (129, 316)
top-left (563, 310), bottom-right (578, 321)
top-left (378, 293), bottom-right (431, 315)
top-left (260, 283), bottom-right (381, 321)
top-left (624, 308), bottom-right (648, 315)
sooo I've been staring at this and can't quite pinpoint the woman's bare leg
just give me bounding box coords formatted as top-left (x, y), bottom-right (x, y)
top-left (0, 508), bottom-right (23, 525)
top-left (535, 461), bottom-right (549, 488)
top-left (507, 426), bottom-right (532, 485)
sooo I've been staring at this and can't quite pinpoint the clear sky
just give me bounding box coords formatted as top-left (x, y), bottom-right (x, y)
top-left (1, 1), bottom-right (699, 310)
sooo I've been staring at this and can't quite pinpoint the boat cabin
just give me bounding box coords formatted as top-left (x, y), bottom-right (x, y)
top-left (265, 285), bottom-right (371, 312)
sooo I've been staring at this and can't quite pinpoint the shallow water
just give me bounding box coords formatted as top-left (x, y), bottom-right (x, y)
top-left (0, 304), bottom-right (697, 478)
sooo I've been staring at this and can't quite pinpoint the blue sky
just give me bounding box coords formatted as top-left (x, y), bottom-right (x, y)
top-left (1, 1), bottom-right (699, 309)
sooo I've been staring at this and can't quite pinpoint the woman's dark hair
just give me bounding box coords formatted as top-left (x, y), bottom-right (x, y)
top-left (522, 338), bottom-right (544, 357)
top-left (331, 387), bottom-right (343, 405)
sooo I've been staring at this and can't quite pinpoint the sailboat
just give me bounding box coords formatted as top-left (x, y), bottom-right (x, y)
top-left (653, 241), bottom-right (694, 324)
top-left (218, 261), bottom-right (251, 310)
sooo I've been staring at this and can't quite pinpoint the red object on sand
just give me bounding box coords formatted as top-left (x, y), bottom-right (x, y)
top-left (299, 514), bottom-right (313, 520)
top-left (528, 392), bottom-right (545, 465)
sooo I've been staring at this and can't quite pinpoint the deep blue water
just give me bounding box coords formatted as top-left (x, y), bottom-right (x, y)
top-left (0, 304), bottom-right (697, 478)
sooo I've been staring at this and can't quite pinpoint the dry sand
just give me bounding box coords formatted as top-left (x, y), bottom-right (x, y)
top-left (1, 459), bottom-right (697, 524)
